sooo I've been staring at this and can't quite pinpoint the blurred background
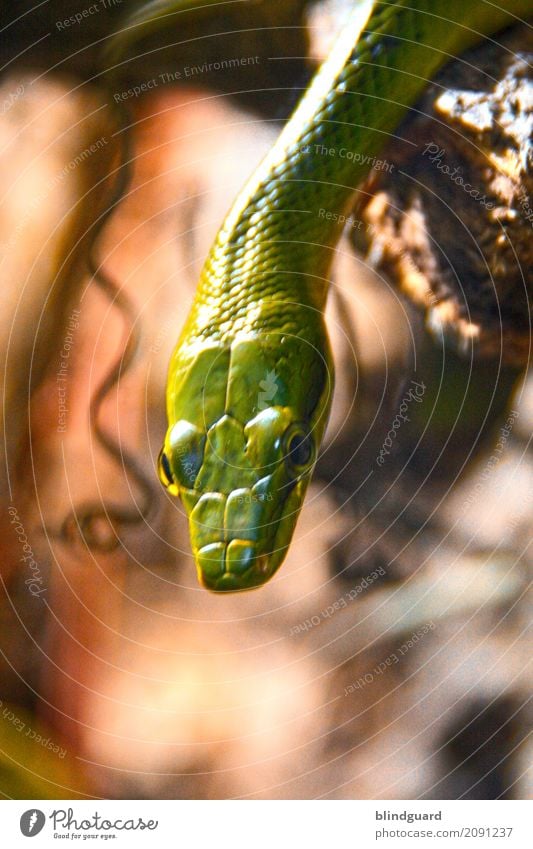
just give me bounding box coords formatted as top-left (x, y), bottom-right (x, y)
top-left (0, 0), bottom-right (531, 800)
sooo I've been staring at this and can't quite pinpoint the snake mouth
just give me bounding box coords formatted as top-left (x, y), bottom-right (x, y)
top-left (185, 476), bottom-right (298, 591)
top-left (196, 540), bottom-right (272, 591)
top-left (181, 452), bottom-right (317, 587)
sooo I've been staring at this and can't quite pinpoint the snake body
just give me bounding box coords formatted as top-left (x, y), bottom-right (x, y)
top-left (110, 0), bottom-right (530, 591)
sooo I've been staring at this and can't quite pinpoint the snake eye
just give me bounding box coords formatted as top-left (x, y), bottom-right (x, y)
top-left (283, 425), bottom-right (315, 475)
top-left (158, 449), bottom-right (174, 488)
top-left (289, 433), bottom-right (313, 466)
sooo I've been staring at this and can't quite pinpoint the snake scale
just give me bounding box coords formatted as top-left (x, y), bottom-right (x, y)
top-left (108, 0), bottom-right (531, 591)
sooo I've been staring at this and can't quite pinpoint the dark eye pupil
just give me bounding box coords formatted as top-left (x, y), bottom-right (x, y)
top-left (160, 451), bottom-right (173, 485)
top-left (288, 433), bottom-right (312, 467)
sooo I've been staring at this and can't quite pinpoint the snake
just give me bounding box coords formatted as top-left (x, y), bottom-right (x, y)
top-left (107, 0), bottom-right (530, 591)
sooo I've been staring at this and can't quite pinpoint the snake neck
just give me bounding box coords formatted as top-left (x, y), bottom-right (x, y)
top-left (181, 0), bottom-right (528, 344)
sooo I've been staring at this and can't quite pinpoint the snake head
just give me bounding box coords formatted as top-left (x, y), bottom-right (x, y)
top-left (158, 332), bottom-right (333, 591)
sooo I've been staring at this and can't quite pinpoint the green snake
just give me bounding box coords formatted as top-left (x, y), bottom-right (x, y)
top-left (109, 0), bottom-right (530, 591)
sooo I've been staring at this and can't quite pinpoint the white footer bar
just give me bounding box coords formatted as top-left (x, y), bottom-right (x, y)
top-left (2, 799), bottom-right (531, 848)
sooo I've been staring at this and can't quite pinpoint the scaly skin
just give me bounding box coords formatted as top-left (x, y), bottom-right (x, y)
top-left (108, 1), bottom-right (530, 591)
